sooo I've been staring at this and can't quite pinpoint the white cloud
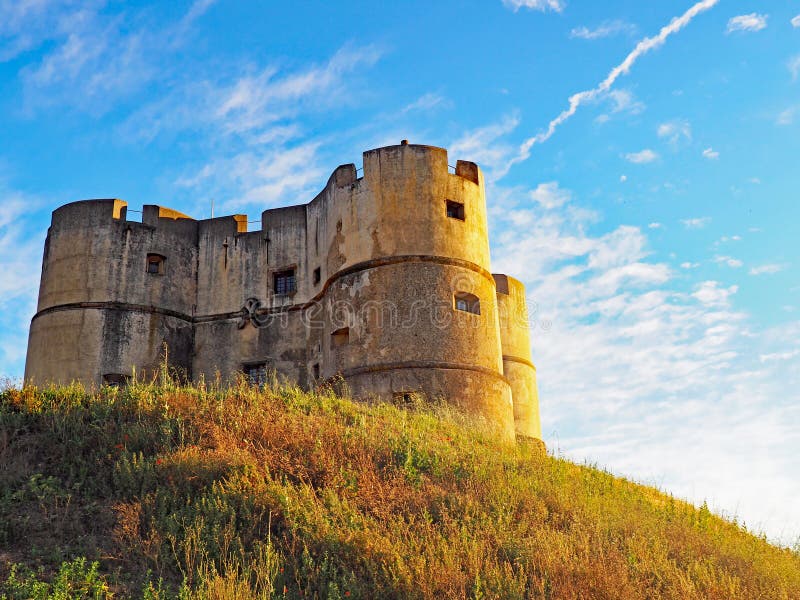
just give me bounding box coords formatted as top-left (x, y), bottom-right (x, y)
top-left (702, 147), bottom-right (720, 159)
top-left (714, 255), bottom-right (743, 268)
top-left (681, 262), bottom-right (700, 269)
top-left (681, 217), bottom-right (710, 229)
top-left (750, 264), bottom-right (785, 276)
top-left (657, 119), bottom-right (692, 145)
top-left (502, 0), bottom-right (565, 12)
top-left (726, 13), bottom-right (768, 33)
top-left (506, 0), bottom-right (720, 174)
top-left (619, 175), bottom-right (627, 183)
top-left (789, 55), bottom-right (800, 81)
top-left (449, 114), bottom-right (520, 180)
top-left (776, 107), bottom-right (796, 126)
top-left (570, 20), bottom-right (637, 40)
top-left (625, 149), bottom-right (659, 164)
top-left (177, 142), bottom-right (326, 211)
top-left (760, 350), bottom-right (800, 363)
top-left (604, 88), bottom-right (645, 115)
top-left (13, 0), bottom-right (217, 114)
top-left (792, 15), bottom-right (800, 28)
top-left (692, 280), bottom-right (738, 306)
top-left (131, 45), bottom-right (382, 211)
top-left (402, 92), bottom-right (449, 113)
top-left (0, 0), bottom-right (101, 62)
top-left (648, 222), bottom-right (661, 229)
top-left (0, 182), bottom-right (46, 378)
top-left (486, 176), bottom-right (800, 545)
top-left (529, 182), bottom-right (572, 209)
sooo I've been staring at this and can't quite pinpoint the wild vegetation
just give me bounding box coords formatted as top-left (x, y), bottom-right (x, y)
top-left (1, 373), bottom-right (798, 599)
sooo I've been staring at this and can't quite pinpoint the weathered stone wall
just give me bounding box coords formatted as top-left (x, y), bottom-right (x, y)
top-left (24, 143), bottom-right (542, 443)
top-left (494, 274), bottom-right (541, 439)
top-left (25, 199), bottom-right (197, 385)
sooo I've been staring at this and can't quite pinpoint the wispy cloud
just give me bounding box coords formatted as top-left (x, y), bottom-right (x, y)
top-left (726, 13), bottom-right (768, 34)
top-left (529, 182), bottom-right (571, 209)
top-left (502, 0), bottom-right (565, 13)
top-left (657, 119), bottom-right (692, 145)
top-left (648, 222), bottom-right (662, 229)
top-left (487, 175), bottom-right (800, 544)
top-left (702, 147), bottom-right (720, 159)
top-left (570, 20), bottom-right (637, 40)
top-left (682, 217), bottom-right (710, 229)
top-left (713, 255), bottom-right (742, 268)
top-left (776, 106), bottom-right (796, 126)
top-left (165, 45), bottom-right (382, 210)
top-left (176, 142), bottom-right (327, 211)
top-left (402, 92), bottom-right (449, 114)
top-left (0, 0), bottom-right (102, 62)
top-left (760, 349), bottom-right (800, 363)
top-left (0, 180), bottom-right (46, 378)
top-left (792, 15), bottom-right (800, 28)
top-left (606, 88), bottom-right (645, 114)
top-left (625, 149), bottom-right (659, 164)
top-left (449, 114), bottom-right (520, 180)
top-left (789, 55), bottom-right (800, 81)
top-left (506, 0), bottom-right (719, 174)
top-left (14, 0), bottom-right (217, 115)
top-left (692, 280), bottom-right (738, 306)
top-left (750, 264), bottom-right (785, 276)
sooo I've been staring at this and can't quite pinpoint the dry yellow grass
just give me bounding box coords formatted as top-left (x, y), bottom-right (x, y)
top-left (1, 378), bottom-right (798, 599)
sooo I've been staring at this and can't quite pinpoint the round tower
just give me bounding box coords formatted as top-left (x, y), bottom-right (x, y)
top-left (494, 274), bottom-right (542, 441)
top-left (25, 199), bottom-right (197, 386)
top-left (319, 143), bottom-right (515, 439)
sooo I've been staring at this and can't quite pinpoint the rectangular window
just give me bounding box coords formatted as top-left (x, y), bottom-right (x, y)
top-left (331, 327), bottom-right (350, 348)
top-left (446, 200), bottom-right (465, 221)
top-left (454, 292), bottom-right (481, 315)
top-left (147, 253), bottom-right (165, 275)
top-left (313, 267), bottom-right (321, 285)
top-left (274, 269), bottom-right (296, 295)
top-left (312, 363), bottom-right (320, 379)
top-left (244, 363), bottom-right (268, 386)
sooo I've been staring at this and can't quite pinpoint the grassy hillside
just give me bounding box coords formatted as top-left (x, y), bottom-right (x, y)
top-left (1, 377), bottom-right (798, 599)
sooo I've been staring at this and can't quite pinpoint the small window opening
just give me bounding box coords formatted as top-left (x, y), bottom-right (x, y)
top-left (331, 327), bottom-right (350, 348)
top-left (274, 269), bottom-right (296, 295)
top-left (147, 253), bottom-right (165, 275)
top-left (393, 391), bottom-right (421, 405)
top-left (103, 373), bottom-right (130, 388)
top-left (312, 363), bottom-right (320, 379)
top-left (446, 200), bottom-right (465, 221)
top-left (313, 267), bottom-right (321, 285)
top-left (244, 363), bottom-right (268, 386)
top-left (454, 292), bottom-right (480, 315)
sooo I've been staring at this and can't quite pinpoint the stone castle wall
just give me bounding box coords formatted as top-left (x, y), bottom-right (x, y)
top-left (24, 143), bottom-right (541, 442)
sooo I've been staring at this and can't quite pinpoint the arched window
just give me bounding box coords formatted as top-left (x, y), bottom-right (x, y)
top-left (147, 253), bottom-right (165, 275)
top-left (454, 292), bottom-right (480, 315)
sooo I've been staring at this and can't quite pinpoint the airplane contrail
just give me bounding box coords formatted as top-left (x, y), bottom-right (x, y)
top-left (506, 0), bottom-right (720, 172)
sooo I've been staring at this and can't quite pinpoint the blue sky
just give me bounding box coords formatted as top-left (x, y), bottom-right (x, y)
top-left (1, 0), bottom-right (798, 544)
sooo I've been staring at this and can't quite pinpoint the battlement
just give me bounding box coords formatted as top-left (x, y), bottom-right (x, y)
top-left (51, 199), bottom-right (129, 229)
top-left (362, 142), bottom-right (483, 187)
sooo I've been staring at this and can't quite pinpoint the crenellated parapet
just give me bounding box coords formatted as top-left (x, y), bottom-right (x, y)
top-left (25, 143), bottom-right (542, 444)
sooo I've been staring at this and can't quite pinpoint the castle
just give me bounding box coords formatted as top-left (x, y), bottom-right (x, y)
top-left (24, 142), bottom-right (541, 442)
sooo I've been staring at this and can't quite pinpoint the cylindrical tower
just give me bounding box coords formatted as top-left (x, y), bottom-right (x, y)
top-left (319, 143), bottom-right (515, 439)
top-left (494, 274), bottom-right (542, 441)
top-left (25, 199), bottom-right (197, 386)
